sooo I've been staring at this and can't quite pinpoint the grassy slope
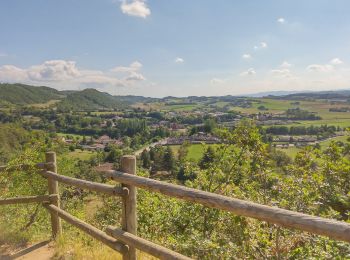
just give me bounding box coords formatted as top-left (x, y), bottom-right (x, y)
top-left (170, 144), bottom-right (213, 161)
top-left (0, 83), bottom-right (63, 105)
top-left (57, 89), bottom-right (125, 111)
top-left (278, 135), bottom-right (349, 158)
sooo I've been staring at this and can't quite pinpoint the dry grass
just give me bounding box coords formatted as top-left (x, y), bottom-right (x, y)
top-left (54, 231), bottom-right (156, 260)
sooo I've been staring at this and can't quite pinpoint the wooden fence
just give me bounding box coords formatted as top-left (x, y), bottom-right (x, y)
top-left (1, 151), bottom-right (350, 260)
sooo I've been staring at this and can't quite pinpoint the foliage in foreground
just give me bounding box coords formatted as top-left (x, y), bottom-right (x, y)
top-left (1, 120), bottom-right (350, 259)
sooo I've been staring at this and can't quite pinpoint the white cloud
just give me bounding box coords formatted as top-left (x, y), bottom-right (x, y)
top-left (330, 58), bottom-right (343, 65)
top-left (0, 65), bottom-right (27, 82)
top-left (111, 61), bottom-right (143, 72)
top-left (280, 61), bottom-right (292, 68)
top-left (0, 53), bottom-right (7, 57)
top-left (125, 71), bottom-right (146, 81)
top-left (0, 59), bottom-right (146, 89)
top-left (277, 17), bottom-right (286, 24)
top-left (242, 54), bottom-right (252, 59)
top-left (306, 58), bottom-right (344, 73)
top-left (270, 69), bottom-right (292, 78)
top-left (306, 64), bottom-right (333, 72)
top-left (174, 57), bottom-right (184, 63)
top-left (240, 68), bottom-right (256, 76)
top-left (210, 78), bottom-right (225, 84)
top-left (27, 60), bottom-right (80, 81)
top-left (120, 0), bottom-right (151, 18)
top-left (254, 42), bottom-right (268, 50)
top-left (260, 42), bottom-right (267, 48)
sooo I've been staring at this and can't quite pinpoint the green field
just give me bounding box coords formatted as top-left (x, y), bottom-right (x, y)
top-left (57, 132), bottom-right (87, 139)
top-left (170, 144), bottom-right (209, 161)
top-left (66, 149), bottom-right (95, 160)
top-left (277, 135), bottom-right (350, 158)
top-left (229, 98), bottom-right (350, 128)
top-left (169, 135), bottom-right (349, 162)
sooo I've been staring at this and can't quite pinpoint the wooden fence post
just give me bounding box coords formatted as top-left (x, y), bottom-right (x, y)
top-left (46, 151), bottom-right (62, 238)
top-left (121, 155), bottom-right (137, 260)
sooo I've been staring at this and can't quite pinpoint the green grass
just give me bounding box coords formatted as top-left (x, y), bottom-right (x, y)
top-left (277, 135), bottom-right (350, 158)
top-left (319, 135), bottom-right (349, 148)
top-left (170, 144), bottom-right (216, 161)
top-left (277, 146), bottom-right (302, 158)
top-left (163, 104), bottom-right (199, 111)
top-left (66, 149), bottom-right (95, 160)
top-left (28, 99), bottom-right (61, 108)
top-left (56, 132), bottom-right (86, 140)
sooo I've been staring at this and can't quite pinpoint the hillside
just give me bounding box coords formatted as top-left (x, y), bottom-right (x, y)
top-left (269, 90), bottom-right (350, 100)
top-left (0, 83), bottom-right (63, 105)
top-left (0, 124), bottom-right (31, 163)
top-left (57, 88), bottom-right (126, 111)
top-left (113, 95), bottom-right (159, 104)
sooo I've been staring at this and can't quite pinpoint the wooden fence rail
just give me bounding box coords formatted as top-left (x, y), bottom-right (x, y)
top-left (0, 195), bottom-right (56, 205)
top-left (43, 204), bottom-right (129, 255)
top-left (106, 170), bottom-right (350, 243)
top-left (39, 170), bottom-right (126, 196)
top-left (1, 151), bottom-right (350, 260)
top-left (106, 226), bottom-right (192, 260)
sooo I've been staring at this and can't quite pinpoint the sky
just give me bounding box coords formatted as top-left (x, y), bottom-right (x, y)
top-left (0, 0), bottom-right (350, 97)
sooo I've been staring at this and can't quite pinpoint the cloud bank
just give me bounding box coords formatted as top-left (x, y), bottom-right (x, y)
top-left (0, 60), bottom-right (146, 90)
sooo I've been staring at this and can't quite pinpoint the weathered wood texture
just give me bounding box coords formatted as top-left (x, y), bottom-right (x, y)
top-left (45, 152), bottom-right (62, 238)
top-left (44, 204), bottom-right (128, 254)
top-left (120, 156), bottom-right (137, 260)
top-left (106, 170), bottom-right (350, 243)
top-left (0, 195), bottom-right (56, 205)
top-left (40, 170), bottom-right (126, 196)
top-left (106, 227), bottom-right (192, 260)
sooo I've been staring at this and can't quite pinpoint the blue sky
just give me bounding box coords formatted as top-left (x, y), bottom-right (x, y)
top-left (0, 0), bottom-right (350, 97)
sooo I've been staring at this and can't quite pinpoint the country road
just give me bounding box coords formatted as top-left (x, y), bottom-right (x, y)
top-left (134, 138), bottom-right (168, 156)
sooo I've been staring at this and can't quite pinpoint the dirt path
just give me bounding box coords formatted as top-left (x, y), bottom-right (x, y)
top-left (1, 241), bottom-right (55, 260)
top-left (134, 138), bottom-right (168, 156)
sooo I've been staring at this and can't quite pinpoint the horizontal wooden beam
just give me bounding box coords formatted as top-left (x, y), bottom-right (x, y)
top-left (39, 171), bottom-right (127, 196)
top-left (106, 170), bottom-right (350, 243)
top-left (43, 204), bottom-right (128, 254)
top-left (0, 195), bottom-right (56, 205)
top-left (106, 226), bottom-right (192, 260)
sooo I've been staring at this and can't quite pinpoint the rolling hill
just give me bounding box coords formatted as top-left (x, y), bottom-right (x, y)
top-left (0, 83), bottom-right (63, 105)
top-left (0, 84), bottom-right (127, 111)
top-left (57, 88), bottom-right (126, 111)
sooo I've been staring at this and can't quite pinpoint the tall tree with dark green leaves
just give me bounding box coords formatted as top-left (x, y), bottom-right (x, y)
top-left (141, 149), bottom-right (151, 169)
top-left (163, 146), bottom-right (175, 172)
top-left (199, 146), bottom-right (216, 169)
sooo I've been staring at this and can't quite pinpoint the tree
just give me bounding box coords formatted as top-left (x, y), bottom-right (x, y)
top-left (163, 146), bottom-right (175, 172)
top-left (199, 146), bottom-right (215, 169)
top-left (141, 149), bottom-right (151, 169)
top-left (203, 119), bottom-right (217, 133)
top-left (178, 141), bottom-right (189, 162)
top-left (105, 147), bottom-right (123, 163)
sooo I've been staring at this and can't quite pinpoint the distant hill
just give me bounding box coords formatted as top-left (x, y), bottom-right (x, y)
top-left (0, 84), bottom-right (127, 111)
top-left (246, 90), bottom-right (310, 97)
top-left (271, 90), bottom-right (350, 100)
top-left (2, 83), bottom-right (350, 110)
top-left (0, 83), bottom-right (63, 105)
top-left (57, 88), bottom-right (126, 111)
top-left (113, 95), bottom-right (159, 104)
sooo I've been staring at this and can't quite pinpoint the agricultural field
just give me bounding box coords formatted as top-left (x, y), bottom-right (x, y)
top-left (170, 144), bottom-right (209, 161)
top-left (28, 99), bottom-right (61, 108)
top-left (56, 133), bottom-right (86, 140)
top-left (277, 135), bottom-right (350, 158)
top-left (66, 149), bottom-right (95, 160)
